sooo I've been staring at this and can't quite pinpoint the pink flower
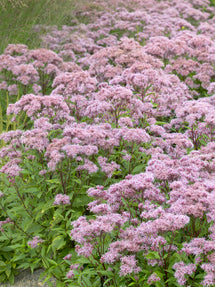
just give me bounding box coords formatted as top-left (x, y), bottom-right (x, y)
top-left (53, 194), bottom-right (70, 205)
top-left (0, 218), bottom-right (13, 232)
top-left (66, 270), bottom-right (74, 279)
top-left (122, 150), bottom-right (132, 161)
top-left (76, 159), bottom-right (98, 174)
top-left (28, 48), bottom-right (62, 65)
top-left (70, 264), bottom-right (80, 270)
top-left (63, 254), bottom-right (72, 260)
top-left (39, 170), bottom-right (47, 175)
top-left (75, 243), bottom-right (94, 257)
top-left (120, 255), bottom-right (141, 276)
top-left (21, 129), bottom-right (49, 151)
top-left (173, 262), bottom-right (196, 286)
top-left (28, 236), bottom-right (44, 248)
top-left (100, 250), bottom-right (120, 264)
top-left (117, 127), bottom-right (151, 144)
top-left (32, 84), bottom-right (42, 94)
top-left (8, 84), bottom-right (18, 95)
top-left (0, 159), bottom-right (23, 177)
top-left (98, 156), bottom-right (120, 177)
top-left (147, 273), bottom-right (161, 285)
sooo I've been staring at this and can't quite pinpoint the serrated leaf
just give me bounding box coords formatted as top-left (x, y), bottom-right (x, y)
top-left (47, 258), bottom-right (58, 266)
top-left (85, 275), bottom-right (95, 284)
top-left (26, 223), bottom-right (43, 234)
top-left (0, 235), bottom-right (8, 241)
top-left (52, 236), bottom-right (65, 251)
top-left (145, 251), bottom-right (160, 260)
top-left (0, 246), bottom-right (15, 251)
top-left (77, 257), bottom-right (90, 264)
top-left (12, 254), bottom-right (26, 262)
top-left (195, 274), bottom-right (205, 279)
top-left (46, 179), bottom-right (61, 184)
top-left (131, 164), bottom-right (145, 174)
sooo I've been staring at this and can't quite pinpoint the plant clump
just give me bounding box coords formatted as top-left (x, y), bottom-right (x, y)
top-left (0, 0), bottom-right (215, 286)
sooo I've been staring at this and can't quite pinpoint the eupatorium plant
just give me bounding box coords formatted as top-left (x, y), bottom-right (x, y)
top-left (0, 0), bottom-right (215, 286)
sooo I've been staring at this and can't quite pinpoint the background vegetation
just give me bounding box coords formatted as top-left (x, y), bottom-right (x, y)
top-left (0, 0), bottom-right (101, 53)
top-left (0, 0), bottom-right (215, 286)
top-left (1, 0), bottom-right (215, 55)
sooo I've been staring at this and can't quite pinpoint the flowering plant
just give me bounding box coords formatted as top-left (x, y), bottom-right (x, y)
top-left (0, 0), bottom-right (215, 286)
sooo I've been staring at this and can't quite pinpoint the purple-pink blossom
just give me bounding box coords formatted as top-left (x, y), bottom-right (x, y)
top-left (1, 0), bottom-right (215, 285)
top-left (28, 236), bottom-right (44, 248)
top-left (120, 255), bottom-right (141, 276)
top-left (53, 194), bottom-right (70, 205)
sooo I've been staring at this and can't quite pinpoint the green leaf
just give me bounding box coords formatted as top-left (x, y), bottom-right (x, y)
top-left (41, 274), bottom-right (54, 285)
top-left (18, 262), bottom-right (33, 270)
top-left (138, 274), bottom-right (148, 283)
top-left (128, 283), bottom-right (136, 286)
top-left (46, 259), bottom-right (58, 266)
top-left (0, 235), bottom-right (8, 241)
top-left (57, 281), bottom-right (66, 287)
top-left (35, 202), bottom-right (53, 220)
top-left (29, 260), bottom-right (41, 273)
top-left (145, 251), bottom-right (160, 260)
top-left (77, 257), bottom-right (90, 264)
top-left (131, 164), bottom-right (145, 174)
top-left (39, 269), bottom-right (48, 281)
top-left (26, 222), bottom-right (43, 234)
top-left (0, 273), bottom-right (7, 281)
top-left (12, 254), bottom-right (26, 262)
top-left (165, 277), bottom-right (180, 285)
top-left (156, 121), bottom-right (167, 126)
top-left (154, 271), bottom-right (164, 278)
top-left (46, 179), bottom-right (61, 184)
top-left (155, 281), bottom-right (164, 287)
top-left (23, 187), bottom-right (39, 194)
top-left (96, 270), bottom-right (113, 277)
top-left (6, 264), bottom-right (11, 277)
top-left (104, 277), bottom-right (113, 286)
top-left (73, 178), bottom-right (82, 185)
top-left (0, 246), bottom-right (15, 251)
top-left (195, 274), bottom-right (205, 279)
top-left (169, 252), bottom-right (183, 266)
top-left (8, 272), bottom-right (15, 284)
top-left (0, 261), bottom-right (6, 267)
top-left (52, 236), bottom-right (65, 251)
top-left (90, 172), bottom-right (106, 185)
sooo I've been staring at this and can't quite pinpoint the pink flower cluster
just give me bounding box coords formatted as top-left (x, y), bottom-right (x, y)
top-left (147, 273), bottom-right (161, 285)
top-left (27, 236), bottom-right (44, 248)
top-left (173, 262), bottom-right (196, 285)
top-left (0, 218), bottom-right (13, 232)
top-left (53, 194), bottom-right (70, 205)
top-left (0, 0), bottom-right (215, 285)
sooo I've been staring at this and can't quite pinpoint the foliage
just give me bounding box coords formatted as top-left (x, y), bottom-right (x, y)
top-left (0, 0), bottom-right (92, 53)
top-left (0, 0), bottom-right (215, 286)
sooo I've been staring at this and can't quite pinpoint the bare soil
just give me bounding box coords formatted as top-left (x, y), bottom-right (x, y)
top-left (0, 269), bottom-right (56, 287)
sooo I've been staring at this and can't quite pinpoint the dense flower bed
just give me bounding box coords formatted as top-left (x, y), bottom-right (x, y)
top-left (0, 0), bottom-right (215, 286)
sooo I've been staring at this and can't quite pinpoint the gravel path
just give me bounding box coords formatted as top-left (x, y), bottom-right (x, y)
top-left (0, 269), bottom-right (56, 287)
